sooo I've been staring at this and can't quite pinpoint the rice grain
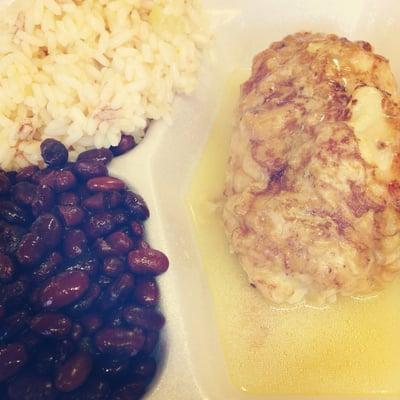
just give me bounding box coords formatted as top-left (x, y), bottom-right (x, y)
top-left (0, 0), bottom-right (209, 170)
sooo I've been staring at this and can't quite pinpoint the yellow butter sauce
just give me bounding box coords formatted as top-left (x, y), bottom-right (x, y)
top-left (186, 69), bottom-right (400, 396)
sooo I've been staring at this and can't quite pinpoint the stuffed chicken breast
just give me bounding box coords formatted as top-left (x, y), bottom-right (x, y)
top-left (223, 32), bottom-right (400, 304)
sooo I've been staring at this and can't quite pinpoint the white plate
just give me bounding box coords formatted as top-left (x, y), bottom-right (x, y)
top-left (112, 1), bottom-right (400, 399)
top-left (2, 0), bottom-right (400, 398)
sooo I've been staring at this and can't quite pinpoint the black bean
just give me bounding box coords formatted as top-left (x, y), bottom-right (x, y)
top-left (63, 229), bottom-right (87, 259)
top-left (13, 181), bottom-right (36, 206)
top-left (128, 248), bottom-right (169, 276)
top-left (87, 177), bottom-right (125, 192)
top-left (57, 205), bottom-right (85, 227)
top-left (77, 148), bottom-right (113, 165)
top-left (0, 200), bottom-right (30, 225)
top-left (95, 328), bottom-right (145, 357)
top-left (110, 134), bottom-right (136, 156)
top-left (58, 191), bottom-right (80, 206)
top-left (55, 351), bottom-right (93, 392)
top-left (107, 231), bottom-right (134, 255)
top-left (133, 277), bottom-right (159, 307)
top-left (16, 233), bottom-right (47, 266)
top-left (30, 312), bottom-right (72, 338)
top-left (102, 257), bottom-right (125, 277)
top-left (31, 213), bottom-right (63, 248)
top-left (85, 212), bottom-right (115, 239)
top-left (31, 185), bottom-right (55, 217)
top-left (40, 270), bottom-right (89, 309)
top-left (83, 193), bottom-right (106, 211)
top-left (92, 238), bottom-right (117, 259)
top-left (106, 191), bottom-right (123, 209)
top-left (100, 273), bottom-right (135, 311)
top-left (112, 209), bottom-right (130, 226)
top-left (38, 169), bottom-right (57, 187)
top-left (130, 221), bottom-right (144, 239)
top-left (123, 306), bottom-right (165, 331)
top-left (41, 138), bottom-right (68, 167)
top-left (68, 283), bottom-right (101, 315)
top-left (123, 191), bottom-right (149, 220)
top-left (54, 171), bottom-right (77, 192)
top-left (32, 251), bottom-right (63, 282)
top-left (74, 160), bottom-right (108, 180)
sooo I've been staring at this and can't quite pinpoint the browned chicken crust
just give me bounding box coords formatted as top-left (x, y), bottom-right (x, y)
top-left (223, 32), bottom-right (400, 304)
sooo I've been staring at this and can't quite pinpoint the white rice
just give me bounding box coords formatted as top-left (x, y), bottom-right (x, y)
top-left (0, 0), bottom-right (209, 170)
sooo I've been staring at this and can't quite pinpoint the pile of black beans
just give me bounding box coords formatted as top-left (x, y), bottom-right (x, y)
top-left (0, 137), bottom-right (168, 400)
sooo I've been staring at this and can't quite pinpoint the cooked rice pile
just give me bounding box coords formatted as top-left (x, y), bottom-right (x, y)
top-left (0, 0), bottom-right (208, 170)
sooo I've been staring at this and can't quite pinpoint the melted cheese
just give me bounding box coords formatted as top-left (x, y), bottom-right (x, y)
top-left (350, 86), bottom-right (395, 176)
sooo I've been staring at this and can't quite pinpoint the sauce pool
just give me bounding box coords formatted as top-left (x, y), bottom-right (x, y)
top-left (186, 69), bottom-right (400, 396)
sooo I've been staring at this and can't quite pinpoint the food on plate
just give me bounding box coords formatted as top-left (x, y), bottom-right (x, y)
top-left (0, 139), bottom-right (168, 399)
top-left (188, 69), bottom-right (400, 395)
top-left (0, 0), bottom-right (208, 170)
top-left (223, 32), bottom-right (400, 304)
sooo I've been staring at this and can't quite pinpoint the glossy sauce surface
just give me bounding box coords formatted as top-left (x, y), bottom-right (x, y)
top-left (187, 70), bottom-right (400, 396)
